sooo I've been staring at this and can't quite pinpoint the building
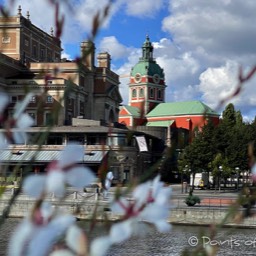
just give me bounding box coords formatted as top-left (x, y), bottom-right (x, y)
top-left (119, 36), bottom-right (220, 147)
top-left (0, 118), bottom-right (164, 185)
top-left (0, 8), bottom-right (164, 184)
top-left (0, 6), bottom-right (122, 126)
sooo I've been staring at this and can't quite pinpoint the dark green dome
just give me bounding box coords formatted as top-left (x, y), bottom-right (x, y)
top-left (131, 35), bottom-right (164, 79)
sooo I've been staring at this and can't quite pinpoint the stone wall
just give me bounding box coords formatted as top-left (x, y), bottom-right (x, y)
top-left (1, 192), bottom-right (256, 228)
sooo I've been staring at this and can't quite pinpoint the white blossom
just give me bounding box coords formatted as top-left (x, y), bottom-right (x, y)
top-left (0, 92), bottom-right (34, 147)
top-left (23, 144), bottom-right (96, 198)
top-left (109, 175), bottom-right (172, 243)
top-left (8, 202), bottom-right (76, 256)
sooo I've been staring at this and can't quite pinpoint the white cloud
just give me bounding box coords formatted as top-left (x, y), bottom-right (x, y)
top-left (162, 0), bottom-right (256, 61)
top-left (98, 36), bottom-right (129, 59)
top-left (198, 61), bottom-right (256, 117)
top-left (159, 0), bottom-right (256, 119)
top-left (124, 0), bottom-right (165, 17)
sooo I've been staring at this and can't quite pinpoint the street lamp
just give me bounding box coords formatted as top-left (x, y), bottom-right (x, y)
top-left (235, 167), bottom-right (239, 190)
top-left (181, 165), bottom-right (188, 194)
top-left (219, 166), bottom-right (223, 193)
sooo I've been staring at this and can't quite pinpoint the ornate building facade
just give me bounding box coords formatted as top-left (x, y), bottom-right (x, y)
top-left (0, 6), bottom-right (122, 126)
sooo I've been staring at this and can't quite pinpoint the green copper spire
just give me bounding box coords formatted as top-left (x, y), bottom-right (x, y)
top-left (141, 34), bottom-right (153, 60)
top-left (131, 35), bottom-right (164, 79)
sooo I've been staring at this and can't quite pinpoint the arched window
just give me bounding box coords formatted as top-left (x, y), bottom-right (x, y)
top-left (139, 88), bottom-right (144, 97)
top-left (132, 88), bottom-right (137, 98)
top-left (158, 89), bottom-right (162, 99)
top-left (150, 88), bottom-right (154, 98)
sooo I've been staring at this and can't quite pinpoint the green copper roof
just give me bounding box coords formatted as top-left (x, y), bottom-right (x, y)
top-left (146, 101), bottom-right (220, 117)
top-left (122, 105), bottom-right (141, 117)
top-left (146, 120), bottom-right (175, 127)
top-left (131, 61), bottom-right (164, 78)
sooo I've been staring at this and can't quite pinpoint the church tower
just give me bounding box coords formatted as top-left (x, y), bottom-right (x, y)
top-left (128, 35), bottom-right (166, 115)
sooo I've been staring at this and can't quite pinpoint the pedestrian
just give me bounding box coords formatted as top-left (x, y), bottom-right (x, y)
top-left (103, 171), bottom-right (114, 199)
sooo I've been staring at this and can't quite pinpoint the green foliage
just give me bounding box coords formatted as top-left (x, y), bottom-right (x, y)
top-left (184, 192), bottom-right (201, 206)
top-left (180, 102), bottom-right (256, 184)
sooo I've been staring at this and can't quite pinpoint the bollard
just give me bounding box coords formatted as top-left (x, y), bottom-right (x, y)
top-left (74, 191), bottom-right (77, 200)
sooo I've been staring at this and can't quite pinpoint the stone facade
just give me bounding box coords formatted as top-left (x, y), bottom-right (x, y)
top-left (0, 6), bottom-right (122, 126)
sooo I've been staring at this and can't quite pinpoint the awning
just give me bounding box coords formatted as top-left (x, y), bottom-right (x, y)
top-left (0, 150), bottom-right (108, 164)
top-left (146, 120), bottom-right (174, 127)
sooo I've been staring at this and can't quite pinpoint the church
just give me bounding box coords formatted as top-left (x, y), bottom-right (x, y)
top-left (119, 35), bottom-right (220, 145)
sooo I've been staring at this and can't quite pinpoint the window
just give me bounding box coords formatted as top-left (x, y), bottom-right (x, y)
top-left (47, 134), bottom-right (63, 145)
top-left (46, 95), bottom-right (53, 103)
top-left (109, 166), bottom-right (120, 181)
top-left (157, 89), bottom-right (162, 99)
top-left (27, 112), bottom-right (36, 125)
top-left (45, 112), bottom-right (53, 125)
top-left (150, 88), bottom-right (154, 98)
top-left (2, 36), bottom-right (10, 44)
top-left (11, 96), bottom-right (17, 103)
top-left (40, 48), bottom-right (45, 60)
top-left (132, 89), bottom-right (137, 98)
top-left (107, 134), bottom-right (127, 146)
top-left (68, 135), bottom-right (84, 145)
top-left (80, 101), bottom-right (84, 114)
top-left (33, 45), bottom-right (37, 58)
top-left (139, 88), bottom-right (144, 97)
top-left (24, 39), bottom-right (29, 46)
top-left (79, 76), bottom-right (85, 87)
top-left (30, 96), bottom-right (36, 103)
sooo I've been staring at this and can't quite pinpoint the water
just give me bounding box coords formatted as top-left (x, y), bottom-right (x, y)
top-left (1, 218), bottom-right (256, 256)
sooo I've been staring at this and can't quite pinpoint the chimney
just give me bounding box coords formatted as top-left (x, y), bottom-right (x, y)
top-left (80, 41), bottom-right (95, 70)
top-left (97, 52), bottom-right (111, 69)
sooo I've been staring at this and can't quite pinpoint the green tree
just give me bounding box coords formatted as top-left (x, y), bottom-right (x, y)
top-left (179, 120), bottom-right (217, 190)
top-left (222, 103), bottom-right (236, 127)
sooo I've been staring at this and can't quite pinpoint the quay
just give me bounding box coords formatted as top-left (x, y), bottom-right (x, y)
top-left (1, 185), bottom-right (256, 228)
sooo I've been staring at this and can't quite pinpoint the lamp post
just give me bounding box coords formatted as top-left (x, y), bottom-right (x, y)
top-left (181, 165), bottom-right (188, 194)
top-left (235, 167), bottom-right (239, 190)
top-left (219, 166), bottom-right (223, 193)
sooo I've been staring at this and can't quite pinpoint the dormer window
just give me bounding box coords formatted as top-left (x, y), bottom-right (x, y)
top-left (46, 95), bottom-right (53, 103)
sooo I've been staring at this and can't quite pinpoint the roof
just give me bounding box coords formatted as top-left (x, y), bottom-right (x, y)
top-left (131, 61), bottom-right (164, 78)
top-left (121, 105), bottom-right (141, 117)
top-left (146, 101), bottom-right (220, 117)
top-left (0, 150), bottom-right (107, 164)
top-left (146, 120), bottom-right (175, 127)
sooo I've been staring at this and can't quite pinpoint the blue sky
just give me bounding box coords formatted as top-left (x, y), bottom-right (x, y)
top-left (1, 0), bottom-right (256, 121)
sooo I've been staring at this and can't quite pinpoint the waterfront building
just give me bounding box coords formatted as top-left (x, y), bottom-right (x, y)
top-left (0, 118), bottom-right (164, 185)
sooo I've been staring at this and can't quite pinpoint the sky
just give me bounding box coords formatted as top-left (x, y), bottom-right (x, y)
top-left (1, 0), bottom-right (256, 121)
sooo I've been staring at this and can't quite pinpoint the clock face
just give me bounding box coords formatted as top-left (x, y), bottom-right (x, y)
top-left (153, 74), bottom-right (160, 84)
top-left (134, 73), bottom-right (141, 83)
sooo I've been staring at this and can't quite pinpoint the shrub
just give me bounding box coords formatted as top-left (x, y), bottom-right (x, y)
top-left (184, 191), bottom-right (201, 206)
